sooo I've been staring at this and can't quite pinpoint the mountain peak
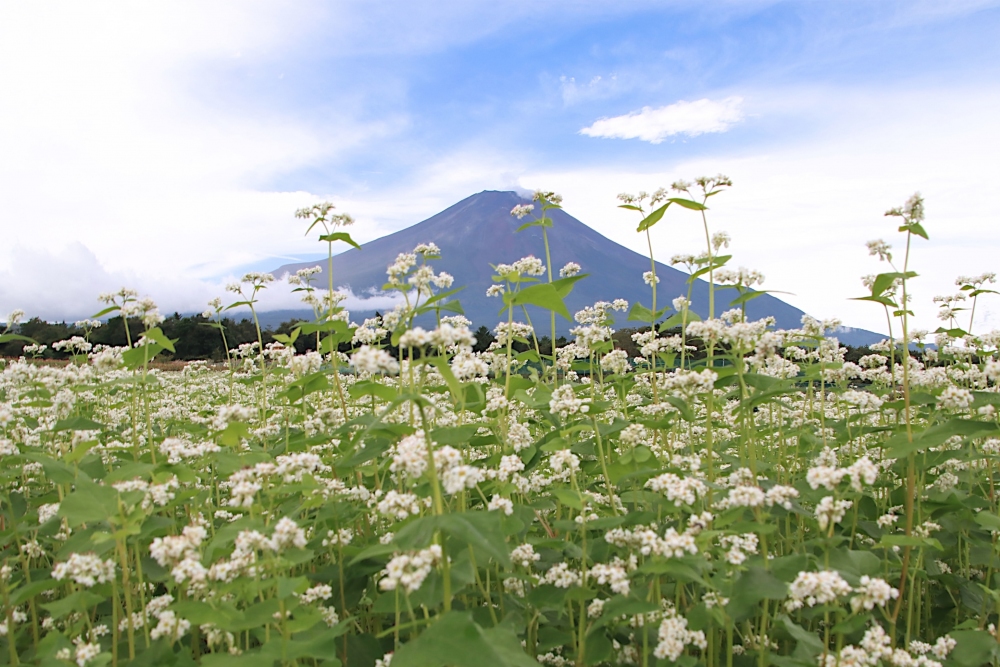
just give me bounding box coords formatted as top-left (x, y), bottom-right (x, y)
top-left (271, 191), bottom-right (884, 344)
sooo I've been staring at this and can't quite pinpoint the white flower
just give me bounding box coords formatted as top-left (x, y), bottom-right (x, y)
top-left (645, 473), bottom-right (707, 506)
top-left (938, 386), bottom-right (974, 411)
top-left (815, 496), bottom-right (852, 531)
top-left (269, 517), bottom-right (308, 552)
top-left (541, 562), bottom-right (581, 588)
top-left (52, 553), bottom-right (116, 588)
top-left (299, 584), bottom-right (334, 605)
top-left (150, 610), bottom-right (190, 642)
top-left (351, 345), bottom-right (399, 375)
top-left (653, 611), bottom-right (707, 661)
top-left (510, 204), bottom-right (535, 219)
top-left (559, 262), bottom-right (582, 277)
top-left (786, 570), bottom-right (851, 611)
top-left (487, 495), bottom-right (514, 516)
top-left (549, 384), bottom-right (591, 420)
top-left (379, 545), bottom-right (443, 593)
top-left (511, 543), bottom-right (540, 569)
top-left (850, 576), bottom-right (899, 612)
top-left (377, 491), bottom-right (424, 521)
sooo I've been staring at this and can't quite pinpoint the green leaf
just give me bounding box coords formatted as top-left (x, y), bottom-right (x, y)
top-left (318, 231), bottom-right (362, 250)
top-left (422, 355), bottom-right (465, 405)
top-left (349, 380), bottom-right (397, 402)
top-left (91, 306), bottom-right (119, 318)
top-left (11, 578), bottom-right (60, 605)
top-left (20, 453), bottom-right (78, 484)
top-left (878, 534), bottom-right (943, 551)
top-left (728, 566), bottom-right (788, 621)
top-left (974, 512), bottom-right (1000, 532)
top-left (391, 611), bottom-right (539, 667)
top-left (142, 326), bottom-right (176, 353)
top-left (949, 630), bottom-right (998, 667)
top-left (509, 283), bottom-right (572, 320)
top-left (884, 419), bottom-right (999, 458)
top-left (59, 480), bottom-right (120, 526)
top-left (550, 488), bottom-right (584, 510)
top-left (588, 596), bottom-right (659, 631)
top-left (777, 614), bottom-right (824, 661)
top-left (41, 590), bottom-right (105, 619)
top-left (438, 513), bottom-right (512, 567)
top-left (431, 425), bottom-right (480, 446)
top-left (54, 416), bottom-right (106, 432)
top-left (627, 301), bottom-right (669, 324)
top-left (636, 202), bottom-right (670, 232)
top-left (906, 221), bottom-right (929, 240)
top-left (121, 342), bottom-right (167, 369)
top-left (871, 271), bottom-right (917, 297)
top-left (0, 333), bottom-right (36, 345)
top-left (851, 294), bottom-right (898, 308)
top-left (668, 197), bottom-right (707, 211)
top-left (550, 274), bottom-right (588, 298)
top-left (217, 421), bottom-right (251, 447)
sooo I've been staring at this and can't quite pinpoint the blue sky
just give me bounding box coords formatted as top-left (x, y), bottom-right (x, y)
top-left (1, 1), bottom-right (999, 334)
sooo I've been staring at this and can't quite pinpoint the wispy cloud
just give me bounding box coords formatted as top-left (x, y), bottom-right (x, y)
top-left (580, 97), bottom-right (745, 143)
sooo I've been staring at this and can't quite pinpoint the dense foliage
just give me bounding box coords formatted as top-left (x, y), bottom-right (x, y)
top-left (1, 181), bottom-right (999, 667)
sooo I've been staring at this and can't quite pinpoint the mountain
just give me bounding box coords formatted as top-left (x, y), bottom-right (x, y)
top-left (271, 190), bottom-right (884, 346)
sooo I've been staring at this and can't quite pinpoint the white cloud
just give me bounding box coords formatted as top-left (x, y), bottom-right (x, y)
top-left (580, 97), bottom-right (745, 143)
top-left (0, 3), bottom-right (405, 310)
top-left (530, 85), bottom-right (1000, 336)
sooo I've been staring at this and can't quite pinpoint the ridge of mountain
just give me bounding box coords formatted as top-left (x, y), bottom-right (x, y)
top-left (271, 190), bottom-right (884, 346)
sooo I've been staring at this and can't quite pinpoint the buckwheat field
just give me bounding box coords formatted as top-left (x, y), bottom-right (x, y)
top-left (3, 179), bottom-right (1000, 667)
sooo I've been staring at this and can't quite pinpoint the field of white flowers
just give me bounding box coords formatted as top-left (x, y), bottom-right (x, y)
top-left (3, 179), bottom-right (1000, 667)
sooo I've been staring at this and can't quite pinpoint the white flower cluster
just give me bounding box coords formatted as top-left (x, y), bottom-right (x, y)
top-left (549, 384), bottom-right (591, 420)
top-left (150, 610), bottom-right (190, 642)
top-left (377, 490), bottom-right (426, 520)
top-left (588, 559), bottom-right (632, 595)
top-left (487, 495), bottom-right (514, 515)
top-left (660, 368), bottom-right (718, 398)
top-left (52, 553), bottom-right (116, 588)
top-left (786, 570), bottom-right (853, 611)
top-left (820, 624), bottom-right (954, 667)
top-left (719, 533), bottom-right (759, 566)
top-left (299, 584), bottom-right (333, 605)
top-left (390, 432), bottom-right (429, 479)
top-left (850, 575), bottom-right (899, 612)
top-left (398, 323), bottom-right (475, 350)
top-left (815, 496), bottom-right (853, 531)
top-left (807, 455), bottom-right (879, 492)
top-left (379, 545), bottom-right (443, 593)
top-left (511, 543), bottom-right (540, 569)
top-left (654, 610), bottom-right (707, 661)
top-left (351, 345), bottom-right (399, 375)
top-left (714, 483), bottom-right (799, 511)
top-left (938, 385), bottom-right (974, 411)
top-left (495, 256), bottom-right (546, 277)
top-left (150, 523), bottom-right (208, 570)
top-left (541, 562), bottom-right (582, 588)
top-left (601, 349), bottom-right (631, 375)
top-left (604, 525), bottom-right (698, 559)
top-left (645, 473), bottom-right (707, 506)
top-left (158, 437), bottom-right (221, 464)
top-left (323, 528), bottom-right (354, 547)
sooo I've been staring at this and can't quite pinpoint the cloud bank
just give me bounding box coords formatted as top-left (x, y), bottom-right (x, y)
top-left (580, 97), bottom-right (745, 143)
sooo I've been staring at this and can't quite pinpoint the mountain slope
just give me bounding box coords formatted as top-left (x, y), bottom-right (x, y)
top-left (272, 191), bottom-right (883, 345)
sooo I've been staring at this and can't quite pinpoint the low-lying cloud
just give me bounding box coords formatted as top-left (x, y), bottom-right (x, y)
top-left (580, 96), bottom-right (744, 143)
top-left (0, 242), bottom-right (406, 324)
